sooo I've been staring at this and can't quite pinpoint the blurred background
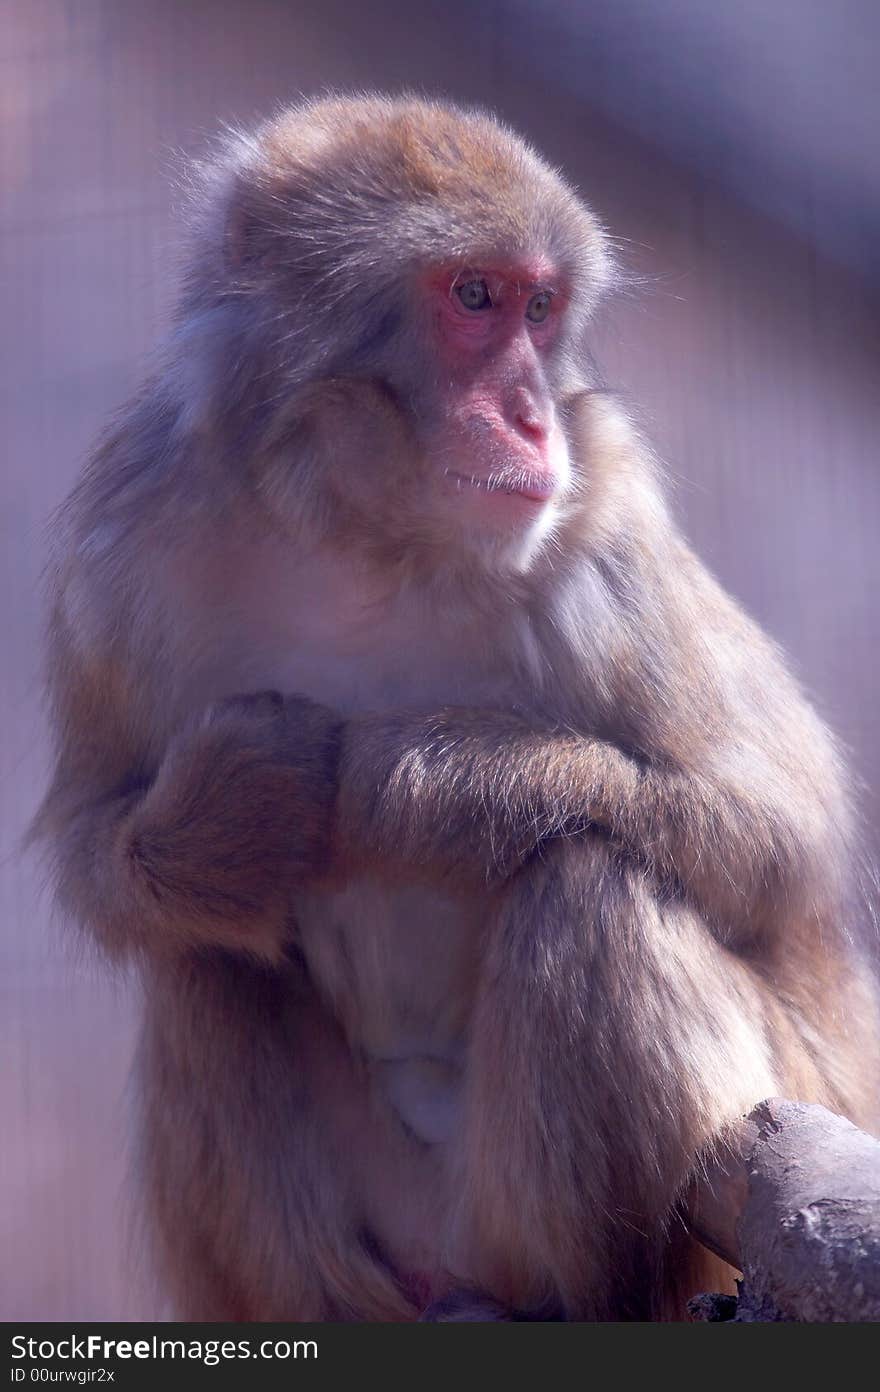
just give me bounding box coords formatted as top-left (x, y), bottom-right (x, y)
top-left (2, 0), bottom-right (878, 1320)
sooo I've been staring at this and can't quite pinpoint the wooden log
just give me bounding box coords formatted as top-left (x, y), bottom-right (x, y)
top-left (686, 1098), bottom-right (880, 1321)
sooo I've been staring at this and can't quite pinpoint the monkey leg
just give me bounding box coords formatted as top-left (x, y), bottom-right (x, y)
top-left (419, 1288), bottom-right (533, 1321)
top-left (458, 832), bottom-right (826, 1320)
top-left (137, 951), bottom-right (437, 1321)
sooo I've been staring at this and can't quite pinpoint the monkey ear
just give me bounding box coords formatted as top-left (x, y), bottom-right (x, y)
top-left (224, 193), bottom-right (270, 272)
top-left (222, 172), bottom-right (283, 273)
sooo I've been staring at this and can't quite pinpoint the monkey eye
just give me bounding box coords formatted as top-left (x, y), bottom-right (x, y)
top-left (456, 278), bottom-right (493, 312)
top-left (525, 291), bottom-right (553, 324)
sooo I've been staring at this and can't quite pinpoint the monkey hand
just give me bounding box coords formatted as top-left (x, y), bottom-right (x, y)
top-left (124, 690), bottom-right (342, 958)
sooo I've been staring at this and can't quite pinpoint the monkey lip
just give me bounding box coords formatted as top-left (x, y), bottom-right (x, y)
top-left (447, 471), bottom-right (557, 505)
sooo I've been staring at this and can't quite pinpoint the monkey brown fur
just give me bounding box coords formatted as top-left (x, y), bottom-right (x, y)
top-left (36, 94), bottom-right (879, 1321)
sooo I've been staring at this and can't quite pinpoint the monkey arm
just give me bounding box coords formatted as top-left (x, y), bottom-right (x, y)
top-left (333, 705), bottom-right (841, 942)
top-left (37, 676), bottom-right (341, 963)
top-left (334, 525), bottom-right (849, 941)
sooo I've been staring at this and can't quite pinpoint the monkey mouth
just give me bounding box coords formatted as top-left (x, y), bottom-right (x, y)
top-left (446, 471), bottom-right (557, 504)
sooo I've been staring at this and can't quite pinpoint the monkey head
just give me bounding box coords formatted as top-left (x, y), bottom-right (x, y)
top-left (178, 95), bottom-right (616, 573)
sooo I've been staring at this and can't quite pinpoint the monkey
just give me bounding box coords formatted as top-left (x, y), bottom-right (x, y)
top-left (35, 93), bottom-right (880, 1322)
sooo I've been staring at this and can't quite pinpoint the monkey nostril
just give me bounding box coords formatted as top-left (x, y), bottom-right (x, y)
top-left (515, 411), bottom-right (548, 442)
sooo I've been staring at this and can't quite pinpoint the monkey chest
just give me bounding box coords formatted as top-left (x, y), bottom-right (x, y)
top-left (295, 879), bottom-right (485, 1145)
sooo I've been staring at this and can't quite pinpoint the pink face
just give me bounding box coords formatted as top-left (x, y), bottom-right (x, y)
top-left (421, 262), bottom-right (572, 547)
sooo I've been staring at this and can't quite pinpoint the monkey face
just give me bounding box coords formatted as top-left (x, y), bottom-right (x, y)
top-left (391, 260), bottom-right (575, 570)
top-left (249, 254), bottom-right (586, 575)
top-left (280, 267), bottom-right (578, 576)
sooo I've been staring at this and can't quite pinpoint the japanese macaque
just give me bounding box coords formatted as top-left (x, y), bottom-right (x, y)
top-left (37, 94), bottom-right (879, 1322)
